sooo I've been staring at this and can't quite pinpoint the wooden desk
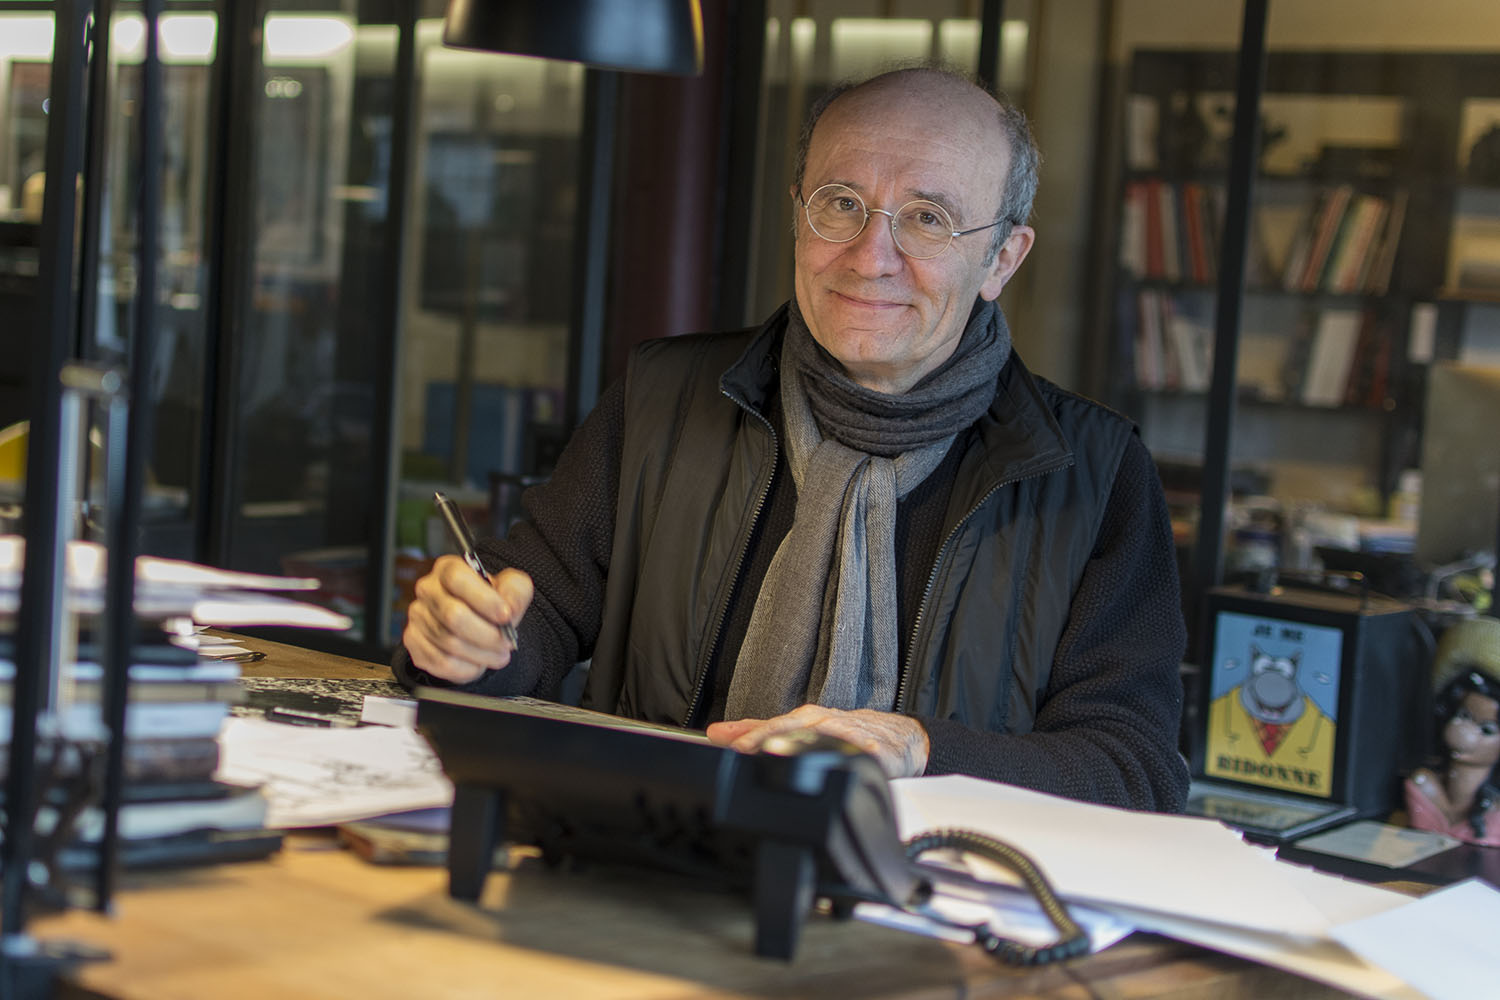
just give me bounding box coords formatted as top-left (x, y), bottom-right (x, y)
top-left (27, 637), bottom-right (1355, 998)
top-left (33, 832), bottom-right (1355, 1000)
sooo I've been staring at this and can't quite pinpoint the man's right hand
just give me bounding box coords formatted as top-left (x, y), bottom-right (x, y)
top-left (403, 554), bottom-right (534, 684)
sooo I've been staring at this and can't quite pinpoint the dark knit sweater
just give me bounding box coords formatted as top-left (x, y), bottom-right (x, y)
top-left (395, 367), bottom-right (1190, 812)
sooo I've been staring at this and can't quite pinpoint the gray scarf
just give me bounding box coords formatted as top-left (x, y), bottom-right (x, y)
top-left (725, 297), bottom-right (1011, 720)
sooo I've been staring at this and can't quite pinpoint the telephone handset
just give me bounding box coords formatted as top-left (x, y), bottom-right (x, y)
top-left (417, 690), bottom-right (1088, 963)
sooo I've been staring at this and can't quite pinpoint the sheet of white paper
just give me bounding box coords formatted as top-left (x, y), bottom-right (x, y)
top-left (1120, 907), bottom-right (1423, 1000)
top-left (216, 717), bottom-right (452, 828)
top-left (0, 536), bottom-right (320, 590)
top-left (179, 634), bottom-right (252, 653)
top-left (891, 775), bottom-right (1330, 936)
top-left (201, 645), bottom-right (253, 657)
top-left (1332, 879), bottom-right (1500, 1000)
top-left (360, 694), bottom-right (418, 728)
top-left (0, 536), bottom-right (349, 629)
top-left (1115, 859), bottom-right (1423, 1000)
top-left (0, 587), bottom-right (352, 628)
top-left (188, 593), bottom-right (351, 630)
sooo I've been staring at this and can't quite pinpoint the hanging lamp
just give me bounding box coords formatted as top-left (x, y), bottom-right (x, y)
top-left (443, 0), bottom-right (704, 76)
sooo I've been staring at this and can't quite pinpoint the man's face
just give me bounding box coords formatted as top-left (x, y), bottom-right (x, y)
top-left (792, 83), bottom-right (1034, 395)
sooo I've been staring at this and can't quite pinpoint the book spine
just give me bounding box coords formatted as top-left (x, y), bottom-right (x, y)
top-left (0, 736), bottom-right (221, 783)
top-left (1300, 308), bottom-right (1364, 407)
top-left (1281, 190), bottom-right (1324, 292)
top-left (1331, 196), bottom-right (1387, 294)
top-left (1300, 185), bottom-right (1354, 292)
top-left (1120, 181), bottom-right (1148, 277)
top-left (0, 701), bottom-right (230, 742)
top-left (1183, 183), bottom-right (1208, 284)
top-left (1143, 178), bottom-right (1165, 279)
top-left (1135, 290), bottom-right (1165, 390)
top-left (1157, 181), bottom-right (1182, 282)
top-left (1365, 189), bottom-right (1408, 296)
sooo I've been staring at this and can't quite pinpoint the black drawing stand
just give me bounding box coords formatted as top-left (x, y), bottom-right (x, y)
top-left (417, 689), bottom-right (926, 960)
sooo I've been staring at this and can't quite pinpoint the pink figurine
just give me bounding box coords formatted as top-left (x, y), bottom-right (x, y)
top-left (1404, 618), bottom-right (1500, 846)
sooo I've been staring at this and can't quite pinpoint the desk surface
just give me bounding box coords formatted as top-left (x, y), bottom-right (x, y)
top-left (34, 833), bottom-right (1354, 1000)
top-left (30, 636), bottom-right (1356, 999)
top-left (227, 632), bottom-right (398, 681)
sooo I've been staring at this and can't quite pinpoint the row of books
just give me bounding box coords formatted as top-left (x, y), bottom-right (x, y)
top-left (1278, 186), bottom-right (1407, 296)
top-left (1119, 178), bottom-right (1409, 301)
top-left (1119, 179), bottom-right (1225, 284)
top-left (1128, 290), bottom-right (1215, 393)
top-left (1124, 292), bottom-right (1393, 410)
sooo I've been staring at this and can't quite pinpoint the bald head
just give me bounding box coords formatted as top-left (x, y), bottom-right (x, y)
top-left (792, 68), bottom-right (1039, 263)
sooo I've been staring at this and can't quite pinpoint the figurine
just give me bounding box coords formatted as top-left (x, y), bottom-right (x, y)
top-left (1404, 618), bottom-right (1500, 846)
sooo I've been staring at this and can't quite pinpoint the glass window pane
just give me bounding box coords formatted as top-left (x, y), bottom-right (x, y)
top-left (1096, 8), bottom-right (1241, 575)
top-left (1103, 2), bottom-right (1500, 619)
top-left (227, 2), bottom-right (399, 640)
top-left (1244, 2), bottom-right (1500, 613)
top-left (388, 20), bottom-right (584, 645)
top-left (0, 8), bottom-right (53, 451)
top-left (0, 5), bottom-right (218, 557)
top-left (100, 6), bottom-right (218, 558)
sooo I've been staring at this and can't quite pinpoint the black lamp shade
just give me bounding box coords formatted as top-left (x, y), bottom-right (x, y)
top-left (443, 0), bottom-right (704, 76)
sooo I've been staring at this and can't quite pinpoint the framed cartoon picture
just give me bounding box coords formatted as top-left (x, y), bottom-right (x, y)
top-left (1204, 609), bottom-right (1343, 798)
top-left (1187, 583), bottom-right (1423, 842)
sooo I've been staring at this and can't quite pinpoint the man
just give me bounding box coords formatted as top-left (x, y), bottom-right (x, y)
top-left (397, 67), bottom-right (1189, 812)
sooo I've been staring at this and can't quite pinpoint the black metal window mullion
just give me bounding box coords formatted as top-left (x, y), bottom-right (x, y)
top-left (1193, 0), bottom-right (1270, 659)
top-left (362, 0), bottom-right (419, 649)
top-left (565, 68), bottom-right (618, 432)
top-left (2, 0), bottom-right (95, 947)
top-left (76, 0), bottom-right (116, 368)
top-left (196, 0), bottom-right (261, 567)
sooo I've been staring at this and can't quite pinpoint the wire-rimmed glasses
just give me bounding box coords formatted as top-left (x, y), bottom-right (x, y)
top-left (797, 182), bottom-right (1009, 260)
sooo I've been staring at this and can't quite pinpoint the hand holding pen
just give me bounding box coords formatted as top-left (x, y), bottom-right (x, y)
top-left (434, 491), bottom-right (519, 647)
top-left (401, 493), bottom-right (533, 684)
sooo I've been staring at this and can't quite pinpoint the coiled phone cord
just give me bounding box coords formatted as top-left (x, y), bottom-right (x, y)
top-left (903, 828), bottom-right (1091, 966)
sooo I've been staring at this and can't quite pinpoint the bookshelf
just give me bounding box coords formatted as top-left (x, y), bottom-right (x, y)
top-left (1105, 49), bottom-right (1500, 532)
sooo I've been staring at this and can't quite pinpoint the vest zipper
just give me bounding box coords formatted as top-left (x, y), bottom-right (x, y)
top-left (680, 388), bottom-right (779, 728)
top-left (895, 461), bottom-right (1069, 713)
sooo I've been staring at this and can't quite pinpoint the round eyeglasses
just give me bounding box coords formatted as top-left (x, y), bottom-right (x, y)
top-left (797, 183), bottom-right (1009, 260)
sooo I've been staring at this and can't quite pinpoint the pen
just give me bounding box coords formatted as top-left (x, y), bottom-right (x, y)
top-left (433, 491), bottom-right (520, 648)
top-left (204, 650), bottom-right (267, 663)
top-left (266, 706), bottom-right (346, 727)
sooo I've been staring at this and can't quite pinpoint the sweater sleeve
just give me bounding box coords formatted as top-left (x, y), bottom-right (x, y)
top-left (391, 380), bottom-right (624, 700)
top-left (917, 434), bottom-right (1190, 812)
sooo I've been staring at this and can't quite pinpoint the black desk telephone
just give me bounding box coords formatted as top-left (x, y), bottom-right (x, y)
top-left (416, 689), bottom-right (1086, 964)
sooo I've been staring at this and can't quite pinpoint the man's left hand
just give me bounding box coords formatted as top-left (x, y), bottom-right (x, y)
top-left (706, 704), bottom-right (930, 778)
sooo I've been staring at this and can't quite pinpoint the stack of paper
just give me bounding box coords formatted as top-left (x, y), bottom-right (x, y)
top-left (892, 775), bottom-right (1497, 1000)
top-left (216, 717), bottom-right (452, 828)
top-left (0, 536), bottom-right (352, 629)
top-left (0, 535), bottom-right (355, 871)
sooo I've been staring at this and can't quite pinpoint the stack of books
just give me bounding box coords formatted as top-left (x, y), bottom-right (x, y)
top-left (0, 536), bottom-right (352, 872)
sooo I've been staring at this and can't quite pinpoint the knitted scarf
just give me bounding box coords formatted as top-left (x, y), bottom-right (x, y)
top-left (724, 297), bottom-right (1011, 719)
